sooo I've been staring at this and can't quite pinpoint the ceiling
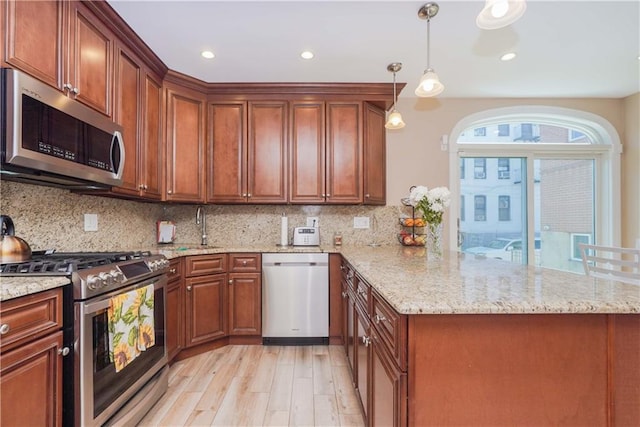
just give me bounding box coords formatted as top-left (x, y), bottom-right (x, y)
top-left (108, 1), bottom-right (640, 99)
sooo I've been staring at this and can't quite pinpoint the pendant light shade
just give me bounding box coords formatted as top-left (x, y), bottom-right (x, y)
top-left (385, 62), bottom-right (405, 130)
top-left (415, 68), bottom-right (444, 97)
top-left (476, 0), bottom-right (527, 30)
top-left (415, 3), bottom-right (444, 98)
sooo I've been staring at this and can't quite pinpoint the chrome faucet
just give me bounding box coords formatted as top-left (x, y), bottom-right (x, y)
top-left (195, 206), bottom-right (207, 246)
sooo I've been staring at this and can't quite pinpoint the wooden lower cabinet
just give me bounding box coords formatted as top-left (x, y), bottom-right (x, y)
top-left (370, 327), bottom-right (407, 427)
top-left (166, 278), bottom-right (184, 362)
top-left (0, 331), bottom-right (64, 427)
top-left (185, 273), bottom-right (228, 347)
top-left (228, 272), bottom-right (261, 335)
top-left (355, 303), bottom-right (370, 423)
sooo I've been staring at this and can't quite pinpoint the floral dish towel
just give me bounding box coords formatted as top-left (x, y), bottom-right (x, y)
top-left (107, 284), bottom-right (155, 373)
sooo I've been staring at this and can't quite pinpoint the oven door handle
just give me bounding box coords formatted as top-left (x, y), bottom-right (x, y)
top-left (83, 298), bottom-right (112, 315)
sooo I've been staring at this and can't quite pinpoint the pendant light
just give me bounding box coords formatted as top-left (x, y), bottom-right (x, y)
top-left (385, 63), bottom-right (405, 130)
top-left (415, 3), bottom-right (444, 97)
top-left (476, 0), bottom-right (526, 30)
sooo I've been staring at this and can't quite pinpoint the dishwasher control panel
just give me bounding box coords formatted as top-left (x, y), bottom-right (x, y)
top-left (292, 227), bottom-right (320, 246)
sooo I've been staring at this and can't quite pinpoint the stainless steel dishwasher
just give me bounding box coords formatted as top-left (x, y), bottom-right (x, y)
top-left (262, 253), bottom-right (329, 345)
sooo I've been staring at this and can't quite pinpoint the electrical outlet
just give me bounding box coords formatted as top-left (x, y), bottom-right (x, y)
top-left (353, 216), bottom-right (370, 229)
top-left (306, 217), bottom-right (319, 227)
top-left (84, 214), bottom-right (98, 232)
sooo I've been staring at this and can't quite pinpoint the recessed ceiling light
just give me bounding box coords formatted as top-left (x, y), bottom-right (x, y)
top-left (500, 52), bottom-right (517, 61)
top-left (300, 51), bottom-right (314, 60)
top-left (201, 50), bottom-right (215, 59)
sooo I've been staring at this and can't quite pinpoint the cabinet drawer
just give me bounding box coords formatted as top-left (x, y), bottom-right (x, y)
top-left (168, 258), bottom-right (183, 282)
top-left (185, 254), bottom-right (227, 277)
top-left (0, 289), bottom-right (63, 353)
top-left (228, 253), bottom-right (261, 272)
top-left (354, 275), bottom-right (370, 312)
top-left (371, 289), bottom-right (407, 371)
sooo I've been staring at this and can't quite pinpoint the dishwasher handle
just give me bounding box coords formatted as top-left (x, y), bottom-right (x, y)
top-left (268, 261), bottom-right (325, 267)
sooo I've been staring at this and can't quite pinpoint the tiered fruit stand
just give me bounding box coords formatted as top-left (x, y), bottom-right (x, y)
top-left (398, 191), bottom-right (427, 246)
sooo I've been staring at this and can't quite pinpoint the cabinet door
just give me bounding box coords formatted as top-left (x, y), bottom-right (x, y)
top-left (290, 101), bottom-right (325, 203)
top-left (2, 0), bottom-right (64, 89)
top-left (113, 45), bottom-right (141, 196)
top-left (207, 102), bottom-right (247, 203)
top-left (0, 331), bottom-right (63, 427)
top-left (228, 272), bottom-right (261, 335)
top-left (347, 291), bottom-right (357, 380)
top-left (67, 1), bottom-right (114, 117)
top-left (166, 279), bottom-right (184, 362)
top-left (370, 328), bottom-right (407, 427)
top-left (248, 101), bottom-right (288, 203)
top-left (165, 85), bottom-right (206, 202)
top-left (185, 273), bottom-right (227, 347)
top-left (326, 102), bottom-right (362, 204)
top-left (140, 73), bottom-right (163, 199)
top-left (363, 102), bottom-right (386, 205)
top-left (355, 304), bottom-right (371, 423)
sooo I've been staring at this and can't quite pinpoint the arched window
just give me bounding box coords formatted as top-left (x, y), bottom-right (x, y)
top-left (448, 106), bottom-right (621, 274)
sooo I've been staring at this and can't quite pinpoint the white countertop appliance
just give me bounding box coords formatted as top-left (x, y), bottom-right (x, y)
top-left (292, 227), bottom-right (320, 246)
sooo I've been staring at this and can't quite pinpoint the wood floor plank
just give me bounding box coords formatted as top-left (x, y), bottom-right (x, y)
top-left (194, 353), bottom-right (240, 412)
top-left (263, 410), bottom-right (291, 427)
top-left (314, 394), bottom-right (341, 427)
top-left (277, 345), bottom-right (296, 365)
top-left (294, 346), bottom-right (313, 378)
top-left (340, 412), bottom-right (366, 427)
top-left (158, 391), bottom-right (203, 426)
top-left (236, 345), bottom-right (264, 378)
top-left (289, 377), bottom-right (315, 426)
top-left (211, 375), bottom-right (254, 426)
top-left (267, 363), bottom-right (294, 412)
top-left (185, 409), bottom-right (217, 426)
top-left (138, 370), bottom-right (194, 426)
top-left (329, 344), bottom-right (348, 367)
top-left (313, 353), bottom-right (335, 395)
top-left (249, 348), bottom-right (279, 392)
top-left (313, 345), bottom-right (329, 355)
top-left (332, 365), bottom-right (362, 415)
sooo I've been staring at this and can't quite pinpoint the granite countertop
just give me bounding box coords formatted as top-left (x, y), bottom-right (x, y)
top-left (339, 246), bottom-right (640, 315)
top-left (1, 276), bottom-right (70, 301)
top-left (2, 245), bottom-right (638, 314)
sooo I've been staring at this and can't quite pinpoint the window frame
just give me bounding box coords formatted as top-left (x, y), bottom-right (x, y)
top-left (571, 233), bottom-right (592, 261)
top-left (498, 195), bottom-right (511, 221)
top-left (447, 105), bottom-right (622, 266)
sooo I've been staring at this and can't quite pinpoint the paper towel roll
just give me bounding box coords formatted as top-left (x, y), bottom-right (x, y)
top-left (280, 216), bottom-right (288, 246)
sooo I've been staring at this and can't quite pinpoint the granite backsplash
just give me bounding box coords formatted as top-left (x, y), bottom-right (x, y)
top-left (1, 181), bottom-right (416, 251)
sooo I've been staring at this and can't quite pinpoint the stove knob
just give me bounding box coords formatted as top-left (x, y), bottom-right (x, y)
top-left (148, 260), bottom-right (158, 271)
top-left (99, 272), bottom-right (112, 286)
top-left (110, 269), bottom-right (124, 283)
top-left (87, 274), bottom-right (100, 289)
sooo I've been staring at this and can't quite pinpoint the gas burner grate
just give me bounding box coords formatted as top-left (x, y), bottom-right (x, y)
top-left (0, 251), bottom-right (153, 276)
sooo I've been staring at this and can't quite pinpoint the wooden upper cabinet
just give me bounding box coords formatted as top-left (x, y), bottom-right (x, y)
top-left (290, 102), bottom-right (326, 204)
top-left (326, 102), bottom-right (363, 204)
top-left (2, 1), bottom-right (114, 117)
top-left (111, 44), bottom-right (163, 200)
top-left (363, 103), bottom-right (387, 205)
top-left (113, 45), bottom-right (141, 197)
top-left (207, 101), bottom-right (287, 203)
top-left (207, 102), bottom-right (247, 203)
top-left (2, 0), bottom-right (64, 89)
top-left (248, 101), bottom-right (288, 203)
top-left (68, 1), bottom-right (114, 117)
top-left (165, 83), bottom-right (206, 203)
top-left (141, 74), bottom-right (163, 199)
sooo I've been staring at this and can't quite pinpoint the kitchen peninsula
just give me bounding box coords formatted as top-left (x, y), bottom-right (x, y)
top-left (2, 245), bottom-right (638, 426)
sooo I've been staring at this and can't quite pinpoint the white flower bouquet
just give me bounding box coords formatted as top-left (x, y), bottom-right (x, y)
top-left (408, 185), bottom-right (451, 226)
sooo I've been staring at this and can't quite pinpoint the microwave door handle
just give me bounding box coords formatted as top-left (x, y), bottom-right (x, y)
top-left (111, 130), bottom-right (125, 180)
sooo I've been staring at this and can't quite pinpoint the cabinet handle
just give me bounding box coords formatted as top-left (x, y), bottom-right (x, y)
top-left (63, 83), bottom-right (72, 92)
top-left (242, 193), bottom-right (247, 197)
top-left (365, 193), bottom-right (370, 198)
top-left (169, 268), bottom-right (177, 274)
top-left (357, 288), bottom-right (366, 296)
top-left (247, 193), bottom-right (252, 197)
top-left (0, 323), bottom-right (9, 335)
top-left (341, 291), bottom-right (348, 298)
top-left (58, 347), bottom-right (70, 356)
top-left (374, 314), bottom-right (387, 324)
top-left (242, 260), bottom-right (247, 266)
top-left (167, 190), bottom-right (173, 194)
top-left (228, 279), bottom-right (233, 285)
top-left (326, 193), bottom-right (331, 197)
top-left (362, 335), bottom-right (371, 347)
top-left (186, 285), bottom-right (192, 291)
top-left (71, 87), bottom-right (79, 96)
top-left (340, 265), bottom-right (344, 271)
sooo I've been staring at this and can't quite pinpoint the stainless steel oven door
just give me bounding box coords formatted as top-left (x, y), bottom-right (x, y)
top-left (75, 275), bottom-right (167, 426)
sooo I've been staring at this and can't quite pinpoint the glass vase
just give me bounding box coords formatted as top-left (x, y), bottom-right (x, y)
top-left (427, 222), bottom-right (443, 260)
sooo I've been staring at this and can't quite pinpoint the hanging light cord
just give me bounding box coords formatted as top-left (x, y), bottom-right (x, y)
top-left (426, 14), bottom-right (431, 69)
top-left (392, 70), bottom-right (398, 110)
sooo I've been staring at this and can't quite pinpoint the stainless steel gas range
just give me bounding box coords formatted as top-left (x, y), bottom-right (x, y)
top-left (1, 251), bottom-right (170, 426)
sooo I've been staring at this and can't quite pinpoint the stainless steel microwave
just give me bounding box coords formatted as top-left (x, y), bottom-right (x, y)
top-left (1, 68), bottom-right (124, 189)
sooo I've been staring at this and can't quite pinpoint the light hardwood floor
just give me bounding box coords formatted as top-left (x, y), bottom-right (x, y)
top-left (138, 345), bottom-right (365, 427)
